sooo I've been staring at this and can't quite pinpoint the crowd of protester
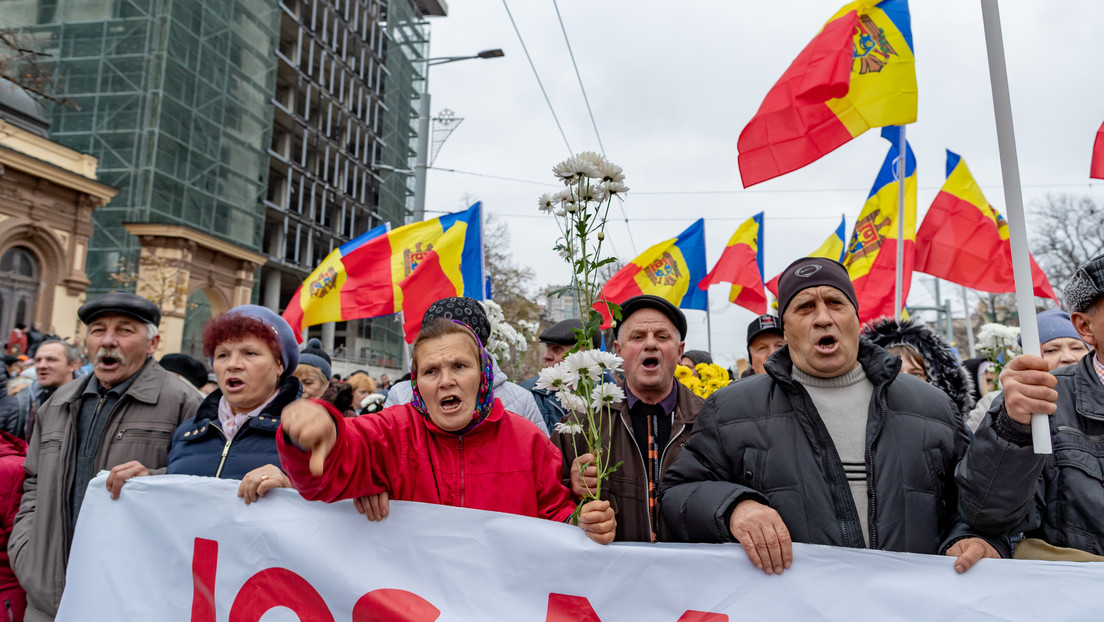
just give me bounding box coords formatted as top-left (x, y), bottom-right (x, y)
top-left (2, 252), bottom-right (1104, 620)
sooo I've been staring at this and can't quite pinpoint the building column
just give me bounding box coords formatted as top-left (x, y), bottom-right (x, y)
top-left (321, 322), bottom-right (335, 353)
top-left (264, 268), bottom-right (281, 311)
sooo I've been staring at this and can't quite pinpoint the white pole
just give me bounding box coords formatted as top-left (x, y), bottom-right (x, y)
top-left (980, 0), bottom-right (1050, 453)
top-left (894, 126), bottom-right (906, 319)
top-left (961, 285), bottom-right (977, 359)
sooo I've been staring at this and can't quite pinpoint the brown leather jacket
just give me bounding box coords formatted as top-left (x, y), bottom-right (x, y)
top-left (9, 359), bottom-right (200, 621)
top-left (551, 380), bottom-right (703, 542)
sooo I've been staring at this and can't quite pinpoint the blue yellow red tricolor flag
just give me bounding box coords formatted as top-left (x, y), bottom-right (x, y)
top-left (699, 212), bottom-right (767, 315)
top-left (765, 215), bottom-right (846, 296)
top-left (915, 151), bottom-right (1057, 301)
top-left (399, 224), bottom-right (470, 343)
top-left (737, 0), bottom-right (916, 187)
top-left (596, 219), bottom-right (708, 327)
top-left (282, 203), bottom-right (484, 340)
top-left (843, 126), bottom-right (915, 324)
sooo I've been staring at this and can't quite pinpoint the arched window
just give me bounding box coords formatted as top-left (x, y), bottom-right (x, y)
top-left (0, 247), bottom-right (40, 352)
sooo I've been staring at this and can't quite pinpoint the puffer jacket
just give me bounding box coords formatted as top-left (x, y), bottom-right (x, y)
top-left (167, 376), bottom-right (301, 479)
top-left (956, 352), bottom-right (1104, 555)
top-left (519, 376), bottom-right (566, 430)
top-left (384, 357), bottom-right (549, 435)
top-left (551, 380), bottom-right (703, 542)
top-left (278, 400), bottom-right (575, 522)
top-left (661, 339), bottom-right (1007, 556)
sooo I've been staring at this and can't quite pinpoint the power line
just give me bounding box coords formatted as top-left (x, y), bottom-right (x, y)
top-left (550, 0), bottom-right (604, 155)
top-left (547, 0), bottom-right (637, 255)
top-left (500, 0), bottom-right (573, 155)
top-left (429, 166), bottom-right (557, 187)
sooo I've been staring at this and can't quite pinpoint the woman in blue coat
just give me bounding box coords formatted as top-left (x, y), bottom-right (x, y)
top-left (167, 305), bottom-right (301, 503)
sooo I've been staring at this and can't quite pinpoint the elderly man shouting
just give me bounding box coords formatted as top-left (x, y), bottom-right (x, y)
top-left (661, 258), bottom-right (1005, 575)
top-left (10, 293), bottom-right (201, 621)
top-left (552, 295), bottom-right (704, 542)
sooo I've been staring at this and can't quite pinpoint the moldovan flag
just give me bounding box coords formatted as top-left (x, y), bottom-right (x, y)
top-left (699, 212), bottom-right (767, 315)
top-left (399, 225), bottom-right (468, 343)
top-left (282, 203), bottom-right (484, 340)
top-left (596, 219), bottom-right (708, 327)
top-left (843, 126), bottom-right (915, 324)
top-left (738, 0), bottom-right (916, 187)
top-left (1092, 120), bottom-right (1104, 179)
top-left (914, 151), bottom-right (1057, 301)
top-left (765, 215), bottom-right (846, 296)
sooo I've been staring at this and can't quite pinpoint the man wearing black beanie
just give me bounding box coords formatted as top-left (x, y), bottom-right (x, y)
top-left (661, 257), bottom-right (1007, 577)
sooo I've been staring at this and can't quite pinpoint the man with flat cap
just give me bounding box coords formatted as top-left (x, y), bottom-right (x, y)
top-left (551, 294), bottom-right (704, 542)
top-left (957, 254), bottom-right (1104, 560)
top-left (521, 318), bottom-right (590, 429)
top-left (744, 314), bottom-right (785, 377)
top-left (10, 292), bottom-right (201, 621)
top-left (661, 258), bottom-right (1006, 575)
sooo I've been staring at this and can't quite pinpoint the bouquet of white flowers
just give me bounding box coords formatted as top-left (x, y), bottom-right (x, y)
top-left (536, 151), bottom-right (629, 519)
top-left (976, 322), bottom-right (1022, 384)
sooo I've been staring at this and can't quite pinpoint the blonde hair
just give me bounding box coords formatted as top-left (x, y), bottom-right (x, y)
top-left (346, 372), bottom-right (376, 394)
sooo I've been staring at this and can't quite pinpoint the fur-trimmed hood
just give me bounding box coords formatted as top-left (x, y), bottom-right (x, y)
top-left (862, 318), bottom-right (976, 418)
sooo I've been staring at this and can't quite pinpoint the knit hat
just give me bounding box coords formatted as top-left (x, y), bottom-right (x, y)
top-left (776, 257), bottom-right (859, 326)
top-left (1035, 309), bottom-right (1084, 346)
top-left (422, 297), bottom-right (491, 345)
top-left (298, 338), bottom-right (332, 380)
top-left (221, 305), bottom-right (299, 381)
top-left (682, 350), bottom-right (713, 367)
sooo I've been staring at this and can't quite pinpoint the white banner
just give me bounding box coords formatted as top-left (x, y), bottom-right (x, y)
top-left (59, 474), bottom-right (1099, 621)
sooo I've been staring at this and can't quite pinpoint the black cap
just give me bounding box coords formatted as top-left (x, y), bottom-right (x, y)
top-left (159, 353), bottom-right (208, 389)
top-left (1065, 254), bottom-right (1104, 313)
top-left (614, 295), bottom-right (687, 340)
top-left (776, 258), bottom-right (858, 325)
top-left (78, 292), bottom-right (161, 327)
top-left (539, 319), bottom-right (583, 346)
top-left (747, 314), bottom-right (783, 348)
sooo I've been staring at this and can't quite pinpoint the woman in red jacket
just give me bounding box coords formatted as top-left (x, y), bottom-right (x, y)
top-left (278, 318), bottom-right (615, 543)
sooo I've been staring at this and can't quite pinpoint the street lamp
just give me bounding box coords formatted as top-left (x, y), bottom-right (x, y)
top-left (413, 48), bottom-right (505, 222)
top-left (427, 48), bottom-right (505, 66)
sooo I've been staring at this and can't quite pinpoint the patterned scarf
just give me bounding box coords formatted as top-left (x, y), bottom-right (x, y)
top-left (411, 321), bottom-right (496, 435)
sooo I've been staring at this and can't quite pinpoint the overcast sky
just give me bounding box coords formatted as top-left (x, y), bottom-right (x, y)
top-left (420, 0), bottom-right (1104, 368)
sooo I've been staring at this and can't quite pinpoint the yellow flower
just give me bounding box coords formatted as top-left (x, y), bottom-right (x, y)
top-left (695, 363), bottom-right (713, 380)
top-left (675, 365), bottom-right (693, 380)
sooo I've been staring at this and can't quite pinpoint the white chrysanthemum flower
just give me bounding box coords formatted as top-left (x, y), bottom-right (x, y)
top-left (577, 151), bottom-right (605, 167)
top-left (552, 156), bottom-right (600, 183)
top-left (590, 382), bottom-right (626, 409)
top-left (557, 247), bottom-right (571, 260)
top-left (564, 350), bottom-right (603, 382)
top-left (602, 181), bottom-right (629, 196)
top-left (597, 159), bottom-right (624, 183)
top-left (553, 421), bottom-right (583, 435)
top-left (593, 351), bottom-right (623, 374)
top-left (538, 193), bottom-right (556, 213)
top-left (557, 390), bottom-right (588, 414)
top-left (576, 183), bottom-right (608, 204)
top-left (536, 365), bottom-right (573, 393)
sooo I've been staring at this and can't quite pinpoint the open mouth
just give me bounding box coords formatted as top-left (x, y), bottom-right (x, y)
top-left (439, 395), bottom-right (462, 413)
top-left (641, 356), bottom-right (660, 370)
top-left (224, 378), bottom-right (245, 391)
top-left (815, 335), bottom-right (838, 353)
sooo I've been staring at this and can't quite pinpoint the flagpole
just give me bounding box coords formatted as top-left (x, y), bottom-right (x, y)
top-left (895, 126), bottom-right (906, 320)
top-left (706, 306), bottom-right (713, 355)
top-left (980, 0), bottom-right (1050, 454)
top-left (961, 285), bottom-right (977, 359)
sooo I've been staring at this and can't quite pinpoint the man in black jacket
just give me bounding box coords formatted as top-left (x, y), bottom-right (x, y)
top-left (661, 257), bottom-right (1003, 575)
top-left (956, 254), bottom-right (1104, 559)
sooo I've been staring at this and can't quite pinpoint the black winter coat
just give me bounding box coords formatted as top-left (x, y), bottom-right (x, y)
top-left (660, 338), bottom-right (1007, 556)
top-left (167, 376), bottom-right (301, 479)
top-left (956, 352), bottom-right (1104, 555)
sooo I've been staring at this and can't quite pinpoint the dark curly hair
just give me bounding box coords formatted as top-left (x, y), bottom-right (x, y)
top-left (202, 314), bottom-right (282, 360)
